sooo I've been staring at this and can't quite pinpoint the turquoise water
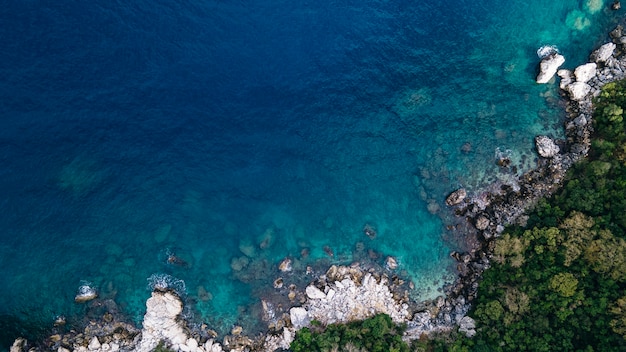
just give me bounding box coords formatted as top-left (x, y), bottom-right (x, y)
top-left (0, 0), bottom-right (622, 346)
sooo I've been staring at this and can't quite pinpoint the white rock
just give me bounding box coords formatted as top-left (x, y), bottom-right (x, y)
top-left (75, 284), bottom-right (98, 303)
top-left (10, 338), bottom-right (26, 352)
top-left (385, 256), bottom-right (398, 270)
top-left (136, 291), bottom-right (188, 352)
top-left (306, 285), bottom-right (326, 300)
top-left (557, 69), bottom-right (574, 90)
top-left (535, 136), bottom-right (560, 158)
top-left (591, 42), bottom-right (616, 63)
top-left (88, 337), bottom-right (101, 351)
top-left (58, 348), bottom-right (71, 352)
top-left (109, 343), bottom-right (119, 352)
top-left (574, 63), bottom-right (597, 83)
top-left (187, 338), bottom-right (198, 350)
top-left (326, 288), bottom-right (336, 301)
top-left (536, 54), bottom-right (565, 84)
top-left (458, 316), bottom-right (477, 337)
top-left (289, 307), bottom-right (311, 329)
top-left (179, 343), bottom-right (191, 352)
top-left (567, 81), bottom-right (592, 101)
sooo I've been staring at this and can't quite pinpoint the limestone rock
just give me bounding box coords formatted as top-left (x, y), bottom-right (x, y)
top-left (385, 256), bottom-right (399, 270)
top-left (536, 54), bottom-right (565, 83)
top-left (574, 63), bottom-right (597, 83)
top-left (535, 136), bottom-right (560, 158)
top-left (557, 69), bottom-right (575, 90)
top-left (10, 338), bottom-right (27, 352)
top-left (567, 81), bottom-right (592, 101)
top-left (289, 307), bottom-right (311, 329)
top-left (306, 285), bottom-right (326, 300)
top-left (591, 42), bottom-right (616, 63)
top-left (88, 337), bottom-right (101, 351)
top-left (458, 316), bottom-right (476, 337)
top-left (136, 291), bottom-right (186, 352)
top-left (445, 188), bottom-right (466, 206)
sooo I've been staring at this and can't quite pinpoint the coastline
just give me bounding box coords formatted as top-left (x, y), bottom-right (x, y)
top-left (9, 21), bottom-right (626, 352)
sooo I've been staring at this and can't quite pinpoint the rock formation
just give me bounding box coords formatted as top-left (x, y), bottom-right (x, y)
top-left (537, 53), bottom-right (566, 83)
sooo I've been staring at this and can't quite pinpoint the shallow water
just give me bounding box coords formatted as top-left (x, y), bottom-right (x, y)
top-left (0, 0), bottom-right (622, 346)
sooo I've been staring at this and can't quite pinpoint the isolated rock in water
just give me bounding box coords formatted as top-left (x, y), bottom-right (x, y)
top-left (567, 82), bottom-right (592, 101)
top-left (535, 136), bottom-right (560, 158)
top-left (278, 257), bottom-right (292, 272)
top-left (591, 42), bottom-right (616, 63)
top-left (536, 45), bottom-right (559, 59)
top-left (385, 256), bottom-right (399, 270)
top-left (75, 282), bottom-right (98, 303)
top-left (446, 188), bottom-right (467, 206)
top-left (536, 54), bottom-right (565, 83)
top-left (574, 62), bottom-right (597, 83)
top-left (289, 307), bottom-right (311, 329)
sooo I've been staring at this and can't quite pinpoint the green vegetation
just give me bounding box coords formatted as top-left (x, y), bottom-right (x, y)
top-left (290, 314), bottom-right (410, 352)
top-left (290, 81), bottom-right (626, 351)
top-left (443, 80), bottom-right (626, 351)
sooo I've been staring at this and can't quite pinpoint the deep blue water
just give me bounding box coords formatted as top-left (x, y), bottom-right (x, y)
top-left (0, 0), bottom-right (622, 347)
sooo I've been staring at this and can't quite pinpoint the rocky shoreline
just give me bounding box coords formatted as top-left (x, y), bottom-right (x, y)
top-left (11, 24), bottom-right (626, 352)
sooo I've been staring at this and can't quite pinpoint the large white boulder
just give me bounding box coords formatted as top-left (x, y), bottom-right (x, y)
top-left (535, 136), bottom-right (560, 158)
top-left (574, 62), bottom-right (597, 83)
top-left (591, 42), bottom-right (616, 63)
top-left (305, 285), bottom-right (326, 300)
top-left (290, 307), bottom-right (311, 329)
top-left (536, 54), bottom-right (565, 83)
top-left (567, 82), bottom-right (592, 101)
top-left (136, 291), bottom-right (187, 352)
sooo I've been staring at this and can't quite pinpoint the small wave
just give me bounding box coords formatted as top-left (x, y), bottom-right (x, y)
top-left (537, 45), bottom-right (559, 59)
top-left (147, 273), bottom-right (186, 296)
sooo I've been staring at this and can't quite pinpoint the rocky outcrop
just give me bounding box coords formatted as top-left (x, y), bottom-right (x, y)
top-left (136, 291), bottom-right (187, 352)
top-left (446, 188), bottom-right (467, 206)
top-left (590, 42), bottom-right (616, 63)
top-left (74, 282), bottom-right (98, 303)
top-left (574, 62), bottom-right (597, 83)
top-left (440, 26), bottom-right (626, 346)
top-left (535, 136), bottom-right (560, 158)
top-left (537, 53), bottom-right (565, 83)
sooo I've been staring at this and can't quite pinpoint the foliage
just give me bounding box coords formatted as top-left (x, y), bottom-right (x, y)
top-left (290, 313), bottom-right (410, 352)
top-left (427, 80), bottom-right (626, 350)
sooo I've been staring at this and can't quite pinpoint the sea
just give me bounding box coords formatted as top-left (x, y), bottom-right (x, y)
top-left (0, 0), bottom-right (622, 348)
